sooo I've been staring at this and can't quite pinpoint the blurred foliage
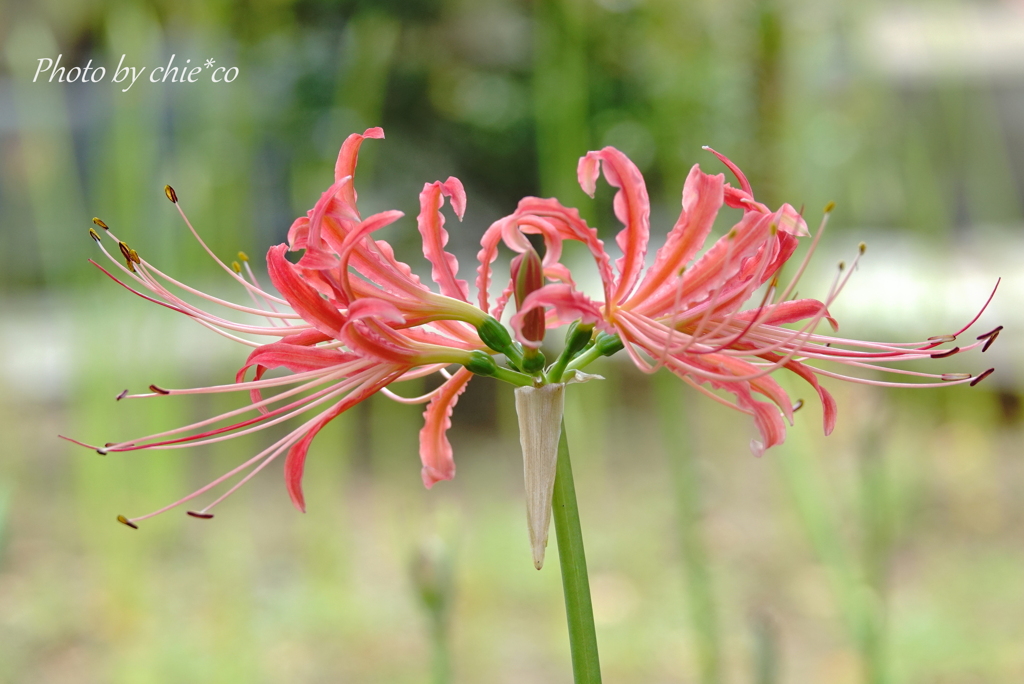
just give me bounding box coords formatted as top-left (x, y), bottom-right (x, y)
top-left (3, 0), bottom-right (1023, 289)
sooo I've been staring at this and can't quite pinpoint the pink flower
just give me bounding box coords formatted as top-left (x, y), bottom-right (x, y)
top-left (479, 145), bottom-right (1000, 457)
top-left (65, 128), bottom-right (533, 527)
top-left (66, 131), bottom-right (998, 536)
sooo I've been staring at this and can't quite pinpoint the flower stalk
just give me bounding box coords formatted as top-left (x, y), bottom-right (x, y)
top-left (552, 417), bottom-right (602, 683)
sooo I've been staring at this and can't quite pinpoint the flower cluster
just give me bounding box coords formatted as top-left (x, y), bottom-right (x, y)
top-left (66, 129), bottom-right (998, 555)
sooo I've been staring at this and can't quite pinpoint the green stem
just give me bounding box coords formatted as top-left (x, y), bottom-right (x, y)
top-left (564, 344), bottom-right (602, 374)
top-left (552, 418), bottom-right (602, 683)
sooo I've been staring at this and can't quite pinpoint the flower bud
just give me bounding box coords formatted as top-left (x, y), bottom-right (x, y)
top-left (464, 350), bottom-right (498, 376)
top-left (595, 331), bottom-right (624, 357)
top-left (511, 248), bottom-right (545, 345)
top-left (477, 316), bottom-right (514, 355)
top-left (564, 321), bottom-right (594, 358)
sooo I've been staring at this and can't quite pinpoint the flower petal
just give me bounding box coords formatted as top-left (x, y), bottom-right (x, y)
top-left (334, 127), bottom-right (385, 210)
top-left (636, 209), bottom-right (776, 317)
top-left (266, 244), bottom-right (347, 338)
top-left (628, 164), bottom-right (725, 307)
top-left (417, 178), bottom-right (470, 301)
top-left (419, 367), bottom-right (473, 488)
top-left (577, 148), bottom-right (651, 303)
top-left (733, 298), bottom-right (838, 331)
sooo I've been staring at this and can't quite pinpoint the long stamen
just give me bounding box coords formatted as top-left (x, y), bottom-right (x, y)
top-left (165, 187), bottom-right (289, 305)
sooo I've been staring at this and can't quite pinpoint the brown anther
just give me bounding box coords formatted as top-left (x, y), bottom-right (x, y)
top-left (116, 389), bottom-right (129, 401)
top-left (126, 260), bottom-right (136, 273)
top-left (792, 399), bottom-right (804, 412)
top-left (970, 368), bottom-right (995, 387)
top-left (118, 242), bottom-right (132, 261)
top-left (187, 511), bottom-right (215, 519)
top-left (977, 325), bottom-right (1003, 340)
top-left (149, 384), bottom-right (170, 395)
top-left (129, 249), bottom-right (140, 264)
top-left (237, 251), bottom-right (249, 262)
top-left (824, 201), bottom-right (836, 214)
top-left (164, 185), bottom-right (178, 203)
top-left (89, 228), bottom-right (102, 242)
top-left (104, 442), bottom-right (116, 447)
top-left (769, 223), bottom-right (778, 236)
top-left (117, 515), bottom-right (138, 529)
top-left (977, 326), bottom-right (1002, 353)
top-left (928, 334), bottom-right (956, 343)
top-left (92, 217), bottom-right (109, 230)
top-left (941, 373), bottom-right (971, 382)
top-left (930, 346), bottom-right (960, 359)
top-left (96, 448), bottom-right (108, 455)
top-left (858, 242), bottom-right (866, 254)
top-left (231, 261), bottom-right (242, 274)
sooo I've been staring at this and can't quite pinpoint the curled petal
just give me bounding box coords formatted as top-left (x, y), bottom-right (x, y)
top-left (475, 219), bottom-right (507, 313)
top-left (577, 153), bottom-right (600, 197)
top-left (334, 127), bottom-right (385, 210)
top-left (417, 178), bottom-right (470, 301)
top-left (703, 146), bottom-right (752, 197)
top-left (419, 368), bottom-right (473, 488)
top-left (577, 148), bottom-right (651, 303)
top-left (443, 177), bottom-right (466, 220)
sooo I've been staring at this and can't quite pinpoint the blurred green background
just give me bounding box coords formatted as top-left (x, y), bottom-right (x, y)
top-left (1, 0), bottom-right (1022, 682)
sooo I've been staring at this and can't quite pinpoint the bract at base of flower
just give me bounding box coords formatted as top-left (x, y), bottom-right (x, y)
top-left (514, 383), bottom-right (565, 570)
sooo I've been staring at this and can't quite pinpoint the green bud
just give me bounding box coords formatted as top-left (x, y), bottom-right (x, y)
top-left (564, 321), bottom-right (594, 358)
top-left (477, 317), bottom-right (514, 354)
top-left (595, 332), bottom-right (624, 357)
top-left (465, 350), bottom-right (499, 376)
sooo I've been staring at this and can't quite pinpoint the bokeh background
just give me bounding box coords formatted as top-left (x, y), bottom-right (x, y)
top-left (1, 0), bottom-right (1022, 682)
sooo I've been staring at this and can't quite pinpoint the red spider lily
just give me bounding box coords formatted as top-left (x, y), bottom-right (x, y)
top-left (64, 128), bottom-right (536, 527)
top-left (64, 130), bottom-right (998, 544)
top-left (480, 146), bottom-right (1000, 457)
